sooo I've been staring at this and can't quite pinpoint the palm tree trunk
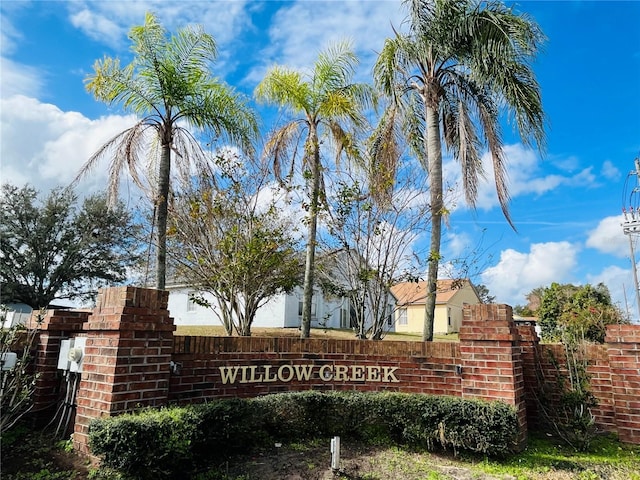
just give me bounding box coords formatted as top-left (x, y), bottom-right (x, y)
top-left (301, 130), bottom-right (321, 338)
top-left (423, 104), bottom-right (443, 342)
top-left (156, 143), bottom-right (171, 290)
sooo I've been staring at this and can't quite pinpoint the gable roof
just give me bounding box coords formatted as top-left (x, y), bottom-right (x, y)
top-left (390, 279), bottom-right (478, 306)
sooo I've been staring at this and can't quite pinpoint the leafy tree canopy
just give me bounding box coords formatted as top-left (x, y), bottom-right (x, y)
top-left (537, 282), bottom-right (627, 343)
top-left (0, 184), bottom-right (143, 309)
top-left (168, 154), bottom-right (302, 336)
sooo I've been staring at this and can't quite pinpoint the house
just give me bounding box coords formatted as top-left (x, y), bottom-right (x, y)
top-left (1, 303), bottom-right (32, 329)
top-left (167, 285), bottom-right (352, 330)
top-left (167, 250), bottom-right (397, 334)
top-left (390, 279), bottom-right (481, 334)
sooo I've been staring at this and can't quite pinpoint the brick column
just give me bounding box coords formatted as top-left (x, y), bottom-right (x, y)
top-left (459, 304), bottom-right (528, 450)
top-left (32, 310), bottom-right (89, 422)
top-left (605, 324), bottom-right (640, 444)
top-left (73, 287), bottom-right (175, 453)
top-left (514, 323), bottom-right (541, 429)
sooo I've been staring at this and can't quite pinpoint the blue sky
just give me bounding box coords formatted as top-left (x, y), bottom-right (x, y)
top-left (1, 1), bottom-right (639, 316)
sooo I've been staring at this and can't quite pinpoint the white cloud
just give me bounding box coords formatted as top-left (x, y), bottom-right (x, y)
top-left (586, 214), bottom-right (628, 258)
top-left (65, 1), bottom-right (255, 69)
top-left (0, 95), bottom-right (136, 196)
top-left (461, 144), bottom-right (601, 212)
top-left (246, 1), bottom-right (404, 84)
top-left (601, 160), bottom-right (621, 181)
top-left (69, 9), bottom-right (125, 47)
top-left (480, 241), bottom-right (578, 306)
top-left (0, 57), bottom-right (43, 99)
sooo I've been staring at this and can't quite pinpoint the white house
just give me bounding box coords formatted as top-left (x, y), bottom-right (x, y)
top-left (167, 250), bottom-right (396, 334)
top-left (167, 285), bottom-right (354, 330)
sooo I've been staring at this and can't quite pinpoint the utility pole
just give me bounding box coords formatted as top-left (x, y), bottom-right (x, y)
top-left (621, 157), bottom-right (640, 322)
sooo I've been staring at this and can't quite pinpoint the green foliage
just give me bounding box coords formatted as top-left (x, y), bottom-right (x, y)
top-left (533, 284), bottom-right (621, 451)
top-left (89, 401), bottom-right (264, 480)
top-left (255, 41), bottom-right (373, 338)
top-left (0, 183), bottom-right (142, 308)
top-left (536, 338), bottom-right (599, 452)
top-left (538, 283), bottom-right (626, 343)
top-left (88, 392), bottom-right (518, 478)
top-left (479, 431), bottom-right (640, 479)
top-left (513, 304), bottom-right (535, 317)
top-left (79, 12), bottom-right (257, 289)
top-left (168, 154), bottom-right (302, 336)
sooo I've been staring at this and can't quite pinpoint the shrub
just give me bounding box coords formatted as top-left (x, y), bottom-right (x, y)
top-left (89, 392), bottom-right (520, 478)
top-left (88, 407), bottom-right (200, 479)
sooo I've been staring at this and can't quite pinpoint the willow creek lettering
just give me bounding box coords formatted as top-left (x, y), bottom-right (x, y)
top-left (218, 364), bottom-right (400, 384)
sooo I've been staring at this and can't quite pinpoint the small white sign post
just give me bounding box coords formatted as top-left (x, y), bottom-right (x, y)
top-left (330, 436), bottom-right (340, 472)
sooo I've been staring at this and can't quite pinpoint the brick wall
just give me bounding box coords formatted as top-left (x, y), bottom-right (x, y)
top-left (606, 325), bottom-right (640, 444)
top-left (459, 304), bottom-right (527, 448)
top-left (19, 287), bottom-right (640, 455)
top-left (170, 337), bottom-right (461, 402)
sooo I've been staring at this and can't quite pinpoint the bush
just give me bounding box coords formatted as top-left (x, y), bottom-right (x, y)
top-left (88, 407), bottom-right (200, 479)
top-left (89, 392), bottom-right (520, 478)
top-left (88, 400), bottom-right (266, 480)
top-left (0, 307), bottom-right (43, 434)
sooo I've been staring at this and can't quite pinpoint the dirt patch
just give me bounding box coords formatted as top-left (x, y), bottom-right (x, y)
top-left (216, 441), bottom-right (509, 480)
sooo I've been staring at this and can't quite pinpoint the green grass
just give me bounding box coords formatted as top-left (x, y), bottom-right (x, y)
top-left (472, 432), bottom-right (640, 479)
top-left (173, 325), bottom-right (459, 342)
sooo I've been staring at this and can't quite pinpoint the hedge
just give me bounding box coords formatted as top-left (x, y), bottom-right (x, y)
top-left (88, 391), bottom-right (519, 479)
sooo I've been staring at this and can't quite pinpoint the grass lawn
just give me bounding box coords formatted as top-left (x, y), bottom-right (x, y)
top-left (174, 325), bottom-right (459, 342)
top-left (3, 426), bottom-right (639, 480)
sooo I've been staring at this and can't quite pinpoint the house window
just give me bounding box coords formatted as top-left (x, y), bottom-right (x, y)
top-left (298, 297), bottom-right (317, 318)
top-left (447, 307), bottom-right (451, 326)
top-left (386, 305), bottom-right (393, 326)
top-left (398, 308), bottom-right (408, 325)
top-left (340, 302), bottom-right (349, 328)
top-left (187, 293), bottom-right (197, 313)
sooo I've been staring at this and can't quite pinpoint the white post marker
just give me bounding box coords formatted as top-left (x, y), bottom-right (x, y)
top-left (330, 436), bottom-right (340, 471)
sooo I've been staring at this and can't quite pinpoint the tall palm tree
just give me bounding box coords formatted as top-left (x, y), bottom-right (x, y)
top-left (75, 12), bottom-right (258, 289)
top-left (374, 0), bottom-right (546, 340)
top-left (255, 42), bottom-right (373, 338)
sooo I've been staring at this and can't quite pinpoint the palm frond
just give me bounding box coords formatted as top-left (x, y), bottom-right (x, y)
top-left (255, 67), bottom-right (310, 113)
top-left (367, 105), bottom-right (402, 206)
top-left (262, 121), bottom-right (304, 183)
top-left (314, 41), bottom-right (357, 95)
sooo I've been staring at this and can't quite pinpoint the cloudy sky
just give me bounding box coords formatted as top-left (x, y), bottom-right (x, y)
top-left (1, 1), bottom-right (639, 316)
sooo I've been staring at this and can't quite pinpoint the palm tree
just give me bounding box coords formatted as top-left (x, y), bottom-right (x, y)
top-left (374, 0), bottom-right (546, 340)
top-left (255, 42), bottom-right (373, 338)
top-left (75, 12), bottom-right (258, 289)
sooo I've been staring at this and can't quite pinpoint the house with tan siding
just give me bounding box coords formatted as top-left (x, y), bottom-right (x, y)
top-left (390, 279), bottom-right (481, 334)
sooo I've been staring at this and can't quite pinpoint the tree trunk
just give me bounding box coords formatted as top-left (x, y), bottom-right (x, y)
top-left (301, 127), bottom-right (321, 338)
top-left (156, 142), bottom-right (171, 290)
top-left (423, 104), bottom-right (443, 342)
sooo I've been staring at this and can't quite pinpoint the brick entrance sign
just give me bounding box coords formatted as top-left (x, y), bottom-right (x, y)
top-left (23, 286), bottom-right (640, 454)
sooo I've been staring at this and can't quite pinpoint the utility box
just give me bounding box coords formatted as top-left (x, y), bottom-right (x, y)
top-left (1, 352), bottom-right (18, 371)
top-left (57, 337), bottom-right (86, 373)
